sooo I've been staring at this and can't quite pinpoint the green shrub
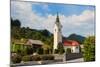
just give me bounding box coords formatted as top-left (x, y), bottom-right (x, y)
top-left (41, 55), bottom-right (48, 60)
top-left (32, 55), bottom-right (41, 61)
top-left (54, 49), bottom-right (59, 54)
top-left (11, 54), bottom-right (22, 63)
top-left (41, 55), bottom-right (54, 60)
top-left (22, 55), bottom-right (32, 62)
top-left (47, 55), bottom-right (54, 60)
top-left (59, 48), bottom-right (65, 54)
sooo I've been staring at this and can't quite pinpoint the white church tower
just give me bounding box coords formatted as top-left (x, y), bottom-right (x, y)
top-left (53, 13), bottom-right (62, 50)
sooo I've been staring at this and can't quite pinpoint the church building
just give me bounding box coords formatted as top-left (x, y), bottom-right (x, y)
top-left (53, 13), bottom-right (62, 50)
top-left (53, 13), bottom-right (80, 53)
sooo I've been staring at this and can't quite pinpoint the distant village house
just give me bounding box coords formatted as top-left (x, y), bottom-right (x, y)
top-left (11, 39), bottom-right (44, 53)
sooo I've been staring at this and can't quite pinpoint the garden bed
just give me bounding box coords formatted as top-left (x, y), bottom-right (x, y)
top-left (11, 53), bottom-right (55, 64)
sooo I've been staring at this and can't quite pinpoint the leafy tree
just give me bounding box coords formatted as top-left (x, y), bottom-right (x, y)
top-left (11, 18), bottom-right (21, 28)
top-left (41, 29), bottom-right (50, 37)
top-left (13, 19), bottom-right (21, 27)
top-left (11, 18), bottom-right (21, 39)
top-left (37, 48), bottom-right (44, 55)
top-left (57, 43), bottom-right (65, 54)
top-left (83, 36), bottom-right (95, 62)
top-left (26, 46), bottom-right (33, 55)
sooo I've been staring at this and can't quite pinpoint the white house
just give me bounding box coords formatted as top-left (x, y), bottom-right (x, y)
top-left (63, 40), bottom-right (80, 53)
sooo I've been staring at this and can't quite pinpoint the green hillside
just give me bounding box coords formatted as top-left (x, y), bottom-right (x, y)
top-left (11, 18), bottom-right (53, 49)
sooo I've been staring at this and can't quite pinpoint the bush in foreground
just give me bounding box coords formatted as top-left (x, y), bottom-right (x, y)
top-left (11, 54), bottom-right (22, 63)
top-left (11, 54), bottom-right (55, 63)
top-left (32, 55), bottom-right (41, 61)
top-left (22, 55), bottom-right (32, 62)
top-left (32, 55), bottom-right (54, 61)
top-left (41, 55), bottom-right (54, 60)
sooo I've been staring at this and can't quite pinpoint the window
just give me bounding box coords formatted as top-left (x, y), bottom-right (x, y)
top-left (76, 46), bottom-right (78, 49)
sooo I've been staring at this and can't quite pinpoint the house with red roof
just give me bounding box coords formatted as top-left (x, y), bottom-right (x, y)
top-left (63, 40), bottom-right (80, 53)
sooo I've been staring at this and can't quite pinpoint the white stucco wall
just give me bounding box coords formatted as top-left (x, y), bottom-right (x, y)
top-left (54, 24), bottom-right (58, 49)
top-left (54, 23), bottom-right (62, 49)
top-left (72, 46), bottom-right (79, 53)
top-left (64, 46), bottom-right (80, 53)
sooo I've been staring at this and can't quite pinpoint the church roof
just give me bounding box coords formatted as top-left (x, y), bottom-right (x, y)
top-left (63, 40), bottom-right (79, 46)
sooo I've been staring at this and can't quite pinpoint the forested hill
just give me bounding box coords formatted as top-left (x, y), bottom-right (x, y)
top-left (63, 34), bottom-right (86, 44)
top-left (11, 18), bottom-right (53, 46)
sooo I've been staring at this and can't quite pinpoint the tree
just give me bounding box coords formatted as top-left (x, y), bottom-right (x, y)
top-left (11, 18), bottom-right (21, 28)
top-left (37, 48), bottom-right (43, 55)
top-left (41, 29), bottom-right (50, 37)
top-left (26, 46), bottom-right (33, 55)
top-left (57, 43), bottom-right (65, 54)
top-left (13, 19), bottom-right (21, 27)
top-left (66, 48), bottom-right (71, 54)
top-left (54, 49), bottom-right (59, 54)
top-left (83, 36), bottom-right (95, 62)
top-left (11, 18), bottom-right (21, 39)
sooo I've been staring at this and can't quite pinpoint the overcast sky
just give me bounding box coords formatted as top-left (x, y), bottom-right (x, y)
top-left (11, 0), bottom-right (95, 37)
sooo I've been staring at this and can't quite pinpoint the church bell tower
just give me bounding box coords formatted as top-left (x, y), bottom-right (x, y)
top-left (53, 13), bottom-right (62, 50)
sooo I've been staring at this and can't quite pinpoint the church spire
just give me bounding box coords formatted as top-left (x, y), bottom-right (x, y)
top-left (56, 12), bottom-right (60, 23)
top-left (53, 12), bottom-right (62, 50)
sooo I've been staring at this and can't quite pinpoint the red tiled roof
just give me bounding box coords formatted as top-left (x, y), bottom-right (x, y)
top-left (63, 40), bottom-right (79, 46)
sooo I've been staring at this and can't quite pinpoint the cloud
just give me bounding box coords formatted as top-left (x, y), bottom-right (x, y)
top-left (56, 10), bottom-right (94, 37)
top-left (11, 1), bottom-right (95, 37)
top-left (60, 10), bottom-right (94, 26)
top-left (11, 1), bottom-right (45, 28)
